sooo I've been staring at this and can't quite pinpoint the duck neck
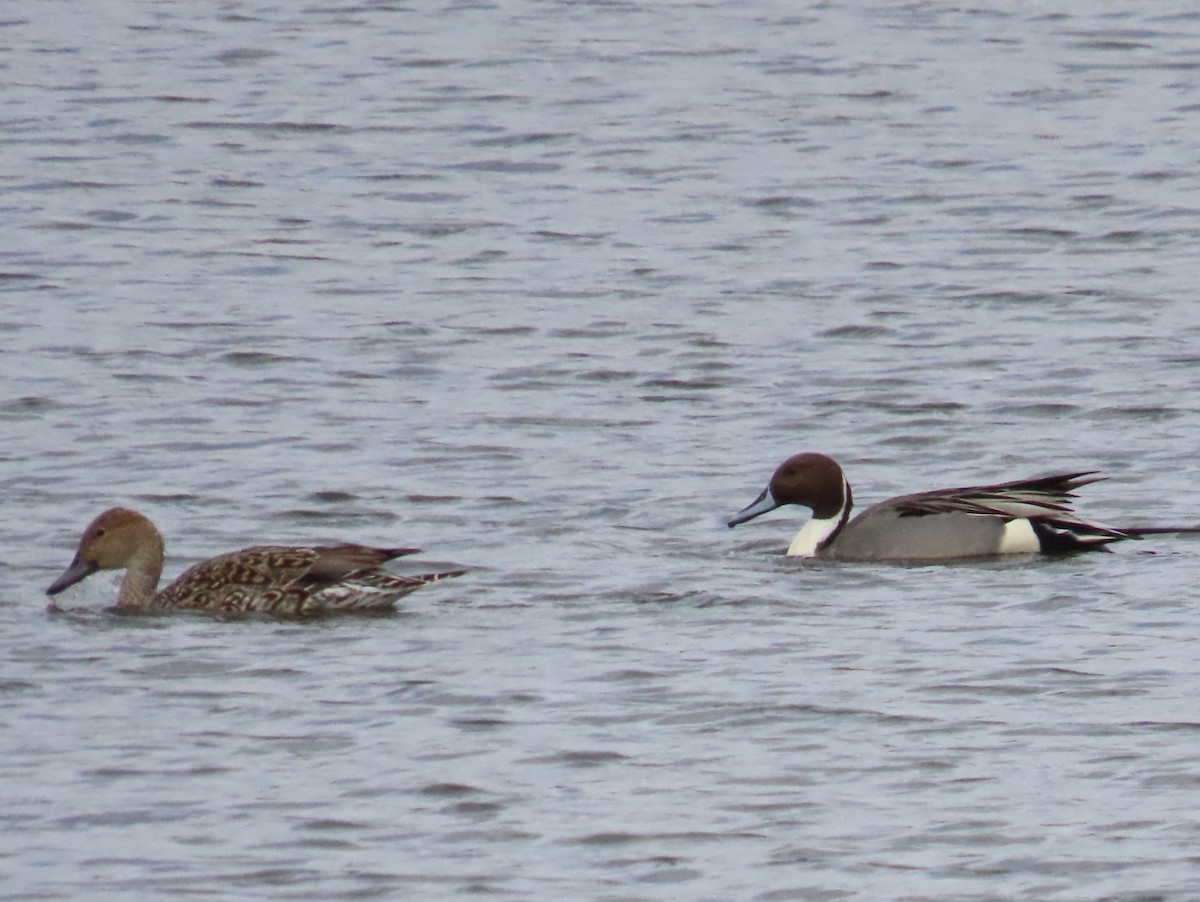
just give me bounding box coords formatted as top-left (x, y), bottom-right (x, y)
top-left (116, 538), bottom-right (165, 608)
top-left (787, 477), bottom-right (852, 558)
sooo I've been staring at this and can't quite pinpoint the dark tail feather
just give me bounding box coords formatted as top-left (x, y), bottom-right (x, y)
top-left (1029, 519), bottom-right (1130, 554)
top-left (384, 547), bottom-right (424, 560)
top-left (1117, 525), bottom-right (1200, 537)
top-left (414, 568), bottom-right (467, 584)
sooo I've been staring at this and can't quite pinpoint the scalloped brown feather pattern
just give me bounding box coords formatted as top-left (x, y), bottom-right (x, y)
top-left (152, 545), bottom-right (462, 615)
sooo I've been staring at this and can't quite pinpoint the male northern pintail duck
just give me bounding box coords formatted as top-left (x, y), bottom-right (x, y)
top-left (46, 507), bottom-right (464, 616)
top-left (728, 452), bottom-right (1134, 561)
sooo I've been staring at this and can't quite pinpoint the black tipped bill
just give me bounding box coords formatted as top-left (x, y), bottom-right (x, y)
top-left (728, 487), bottom-right (780, 528)
top-left (46, 555), bottom-right (97, 597)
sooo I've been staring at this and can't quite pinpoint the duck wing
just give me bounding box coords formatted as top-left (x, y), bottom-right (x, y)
top-left (890, 471), bottom-right (1105, 519)
top-left (155, 544), bottom-right (432, 614)
top-left (888, 471), bottom-right (1129, 549)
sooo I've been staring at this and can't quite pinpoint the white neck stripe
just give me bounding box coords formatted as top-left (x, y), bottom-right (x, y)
top-left (787, 515), bottom-right (844, 557)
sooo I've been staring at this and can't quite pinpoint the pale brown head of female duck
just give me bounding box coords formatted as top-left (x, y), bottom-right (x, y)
top-left (47, 507), bottom-right (166, 606)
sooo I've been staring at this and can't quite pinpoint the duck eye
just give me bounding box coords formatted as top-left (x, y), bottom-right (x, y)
top-left (95, 528), bottom-right (106, 537)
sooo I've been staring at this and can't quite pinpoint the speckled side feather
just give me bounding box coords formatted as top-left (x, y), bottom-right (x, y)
top-left (153, 545), bottom-right (461, 615)
top-left (46, 508), bottom-right (464, 617)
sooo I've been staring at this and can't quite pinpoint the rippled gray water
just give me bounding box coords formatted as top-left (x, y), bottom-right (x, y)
top-left (5, 2), bottom-right (1200, 899)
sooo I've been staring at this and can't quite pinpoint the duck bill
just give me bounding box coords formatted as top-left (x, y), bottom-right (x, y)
top-left (46, 555), bottom-right (97, 596)
top-left (728, 487), bottom-right (779, 527)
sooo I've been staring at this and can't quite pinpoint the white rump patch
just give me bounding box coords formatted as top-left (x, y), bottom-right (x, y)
top-left (998, 518), bottom-right (1040, 554)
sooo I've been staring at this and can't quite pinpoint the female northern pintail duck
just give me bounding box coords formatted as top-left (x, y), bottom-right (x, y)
top-left (728, 452), bottom-right (1133, 561)
top-left (46, 507), bottom-right (464, 616)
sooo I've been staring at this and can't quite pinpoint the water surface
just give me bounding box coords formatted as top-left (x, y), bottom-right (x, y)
top-left (4, 2), bottom-right (1200, 899)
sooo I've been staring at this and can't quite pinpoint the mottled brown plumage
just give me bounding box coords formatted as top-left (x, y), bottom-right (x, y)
top-left (47, 507), bottom-right (463, 616)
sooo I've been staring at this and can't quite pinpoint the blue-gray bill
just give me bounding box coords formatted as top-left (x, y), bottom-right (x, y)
top-left (46, 555), bottom-right (96, 596)
top-left (728, 487), bottom-right (778, 527)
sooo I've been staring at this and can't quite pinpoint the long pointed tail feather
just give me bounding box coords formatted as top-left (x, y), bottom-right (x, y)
top-left (1116, 525), bottom-right (1200, 536)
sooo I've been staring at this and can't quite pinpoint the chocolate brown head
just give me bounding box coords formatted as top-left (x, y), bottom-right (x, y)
top-left (728, 452), bottom-right (852, 526)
